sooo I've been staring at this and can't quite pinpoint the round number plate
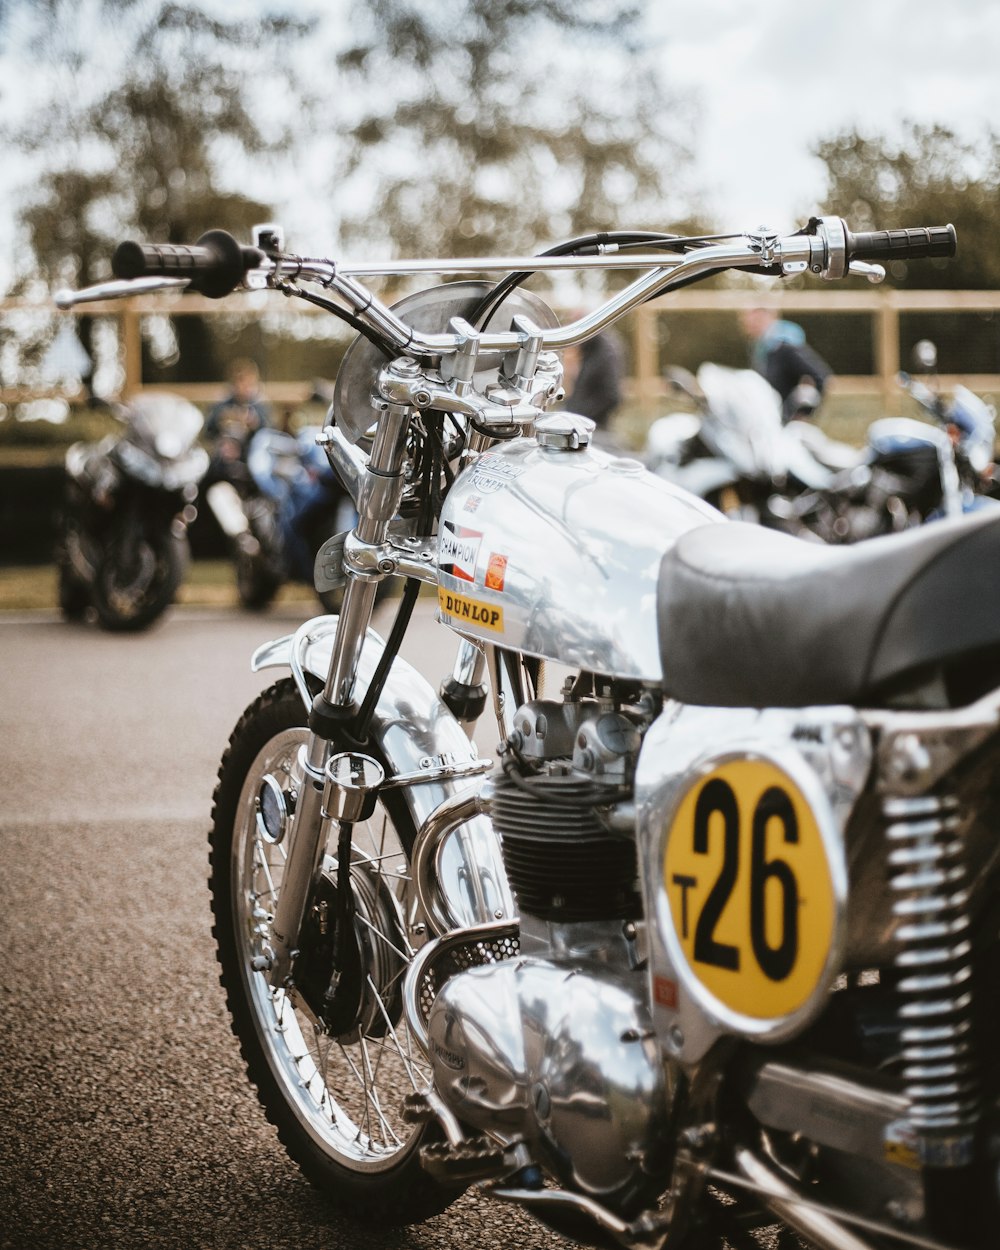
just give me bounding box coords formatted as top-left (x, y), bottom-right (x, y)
top-left (662, 754), bottom-right (843, 1034)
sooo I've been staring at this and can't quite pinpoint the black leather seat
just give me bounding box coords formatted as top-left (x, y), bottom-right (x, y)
top-left (657, 508), bottom-right (1000, 708)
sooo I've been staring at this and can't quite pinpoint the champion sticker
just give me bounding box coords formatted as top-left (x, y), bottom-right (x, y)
top-left (485, 553), bottom-right (508, 592)
top-left (440, 521), bottom-right (482, 583)
top-left (438, 587), bottom-right (505, 633)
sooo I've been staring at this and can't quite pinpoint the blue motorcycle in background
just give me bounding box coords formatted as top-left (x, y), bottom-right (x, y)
top-left (204, 424), bottom-right (354, 610)
top-left (795, 339), bottom-right (998, 540)
top-left (648, 342), bottom-right (997, 543)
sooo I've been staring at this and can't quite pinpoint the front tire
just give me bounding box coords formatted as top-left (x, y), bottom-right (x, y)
top-left (92, 522), bottom-right (186, 631)
top-left (234, 545), bottom-right (281, 610)
top-left (55, 532), bottom-right (91, 620)
top-left (208, 678), bottom-right (461, 1223)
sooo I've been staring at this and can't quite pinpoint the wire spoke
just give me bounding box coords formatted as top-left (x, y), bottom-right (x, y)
top-left (355, 911), bottom-right (411, 963)
top-left (366, 974), bottom-right (429, 1091)
top-left (235, 723), bottom-right (421, 1168)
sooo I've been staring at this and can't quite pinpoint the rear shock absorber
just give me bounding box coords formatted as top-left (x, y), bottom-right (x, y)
top-left (883, 793), bottom-right (979, 1165)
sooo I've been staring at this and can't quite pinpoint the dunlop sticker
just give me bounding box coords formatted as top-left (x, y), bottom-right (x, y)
top-left (438, 587), bottom-right (504, 633)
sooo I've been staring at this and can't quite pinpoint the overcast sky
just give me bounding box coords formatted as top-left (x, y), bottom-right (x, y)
top-left (2, 0), bottom-right (1000, 289)
top-left (650, 0), bottom-right (1000, 230)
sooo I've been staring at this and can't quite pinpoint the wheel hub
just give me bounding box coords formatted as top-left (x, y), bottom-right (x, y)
top-left (294, 858), bottom-right (405, 1043)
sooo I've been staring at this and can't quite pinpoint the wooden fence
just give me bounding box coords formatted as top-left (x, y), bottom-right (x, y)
top-left (3, 286), bottom-right (1000, 415)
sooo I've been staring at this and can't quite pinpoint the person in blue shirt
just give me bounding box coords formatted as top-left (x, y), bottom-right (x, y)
top-left (741, 306), bottom-right (832, 422)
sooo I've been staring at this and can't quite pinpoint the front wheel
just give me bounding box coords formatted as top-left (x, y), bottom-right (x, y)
top-left (234, 544), bottom-right (282, 610)
top-left (55, 532), bottom-right (91, 620)
top-left (92, 519), bottom-right (186, 631)
top-left (208, 678), bottom-right (462, 1223)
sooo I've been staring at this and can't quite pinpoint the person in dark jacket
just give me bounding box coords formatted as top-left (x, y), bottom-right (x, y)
top-left (565, 328), bottom-right (625, 427)
top-left (205, 358), bottom-right (272, 468)
top-left (741, 306), bottom-right (832, 422)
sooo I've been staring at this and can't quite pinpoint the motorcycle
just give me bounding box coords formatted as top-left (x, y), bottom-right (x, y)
top-left (644, 362), bottom-right (824, 522)
top-left (897, 338), bottom-right (998, 510)
top-left (647, 359), bottom-right (993, 542)
top-left (56, 392), bottom-right (207, 629)
top-left (61, 216), bottom-right (1000, 1250)
top-left (204, 424), bottom-right (354, 610)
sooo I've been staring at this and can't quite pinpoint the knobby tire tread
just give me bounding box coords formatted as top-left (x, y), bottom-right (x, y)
top-left (208, 677), bottom-right (461, 1226)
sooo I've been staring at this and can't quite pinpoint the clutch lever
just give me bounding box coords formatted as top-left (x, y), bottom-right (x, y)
top-left (54, 275), bottom-right (191, 309)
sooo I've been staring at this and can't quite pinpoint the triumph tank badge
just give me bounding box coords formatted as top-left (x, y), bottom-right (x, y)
top-left (469, 453), bottom-right (526, 493)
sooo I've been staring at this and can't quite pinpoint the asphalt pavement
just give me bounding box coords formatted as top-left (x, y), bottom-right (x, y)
top-left (0, 600), bottom-right (569, 1250)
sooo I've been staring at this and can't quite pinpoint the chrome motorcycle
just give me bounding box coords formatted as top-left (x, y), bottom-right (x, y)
top-left (59, 218), bottom-right (1000, 1250)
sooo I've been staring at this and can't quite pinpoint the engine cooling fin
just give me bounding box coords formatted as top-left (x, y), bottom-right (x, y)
top-left (491, 771), bottom-right (640, 922)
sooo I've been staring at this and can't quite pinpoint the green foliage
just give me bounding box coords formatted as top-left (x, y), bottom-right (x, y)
top-left (0, 402), bottom-right (119, 452)
top-left (815, 122), bottom-right (1000, 290)
top-left (3, 1), bottom-right (314, 391)
top-left (334, 0), bottom-right (700, 256)
top-left (7, 1), bottom-right (314, 287)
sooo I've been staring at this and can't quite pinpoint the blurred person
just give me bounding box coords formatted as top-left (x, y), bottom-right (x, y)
top-left (564, 323), bottom-right (625, 429)
top-left (741, 306), bottom-right (832, 422)
top-left (205, 358), bottom-right (273, 475)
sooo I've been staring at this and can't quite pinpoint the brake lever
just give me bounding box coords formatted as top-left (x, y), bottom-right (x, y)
top-left (54, 275), bottom-right (191, 309)
top-left (848, 261), bottom-right (886, 285)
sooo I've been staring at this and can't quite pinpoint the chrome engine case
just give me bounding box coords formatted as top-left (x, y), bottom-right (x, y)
top-left (425, 914), bottom-right (670, 1213)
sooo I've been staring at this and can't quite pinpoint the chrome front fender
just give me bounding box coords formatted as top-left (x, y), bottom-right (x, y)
top-left (252, 614), bottom-right (513, 935)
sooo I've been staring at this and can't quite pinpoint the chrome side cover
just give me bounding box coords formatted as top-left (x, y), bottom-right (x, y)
top-left (635, 703), bottom-right (872, 1064)
top-left (425, 950), bottom-right (669, 1210)
top-left (437, 438), bottom-right (723, 681)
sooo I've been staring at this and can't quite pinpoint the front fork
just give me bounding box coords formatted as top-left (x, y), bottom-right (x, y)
top-left (267, 403), bottom-right (412, 988)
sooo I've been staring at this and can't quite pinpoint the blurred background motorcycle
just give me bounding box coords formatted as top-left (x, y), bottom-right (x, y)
top-left (645, 341), bottom-right (997, 542)
top-left (203, 422), bottom-right (354, 611)
top-left (55, 393), bottom-right (207, 630)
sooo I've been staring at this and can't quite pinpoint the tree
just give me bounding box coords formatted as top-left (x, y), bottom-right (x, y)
top-left (814, 122), bottom-right (1000, 290)
top-left (2, 0), bottom-right (313, 386)
top-left (332, 0), bottom-right (700, 258)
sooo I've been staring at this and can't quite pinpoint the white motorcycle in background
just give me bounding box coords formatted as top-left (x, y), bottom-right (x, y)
top-left (647, 353), bottom-right (996, 542)
top-left (56, 393), bottom-right (207, 629)
top-left (59, 216), bottom-right (1000, 1250)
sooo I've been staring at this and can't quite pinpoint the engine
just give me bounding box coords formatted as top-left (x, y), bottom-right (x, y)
top-left (424, 686), bottom-right (672, 1215)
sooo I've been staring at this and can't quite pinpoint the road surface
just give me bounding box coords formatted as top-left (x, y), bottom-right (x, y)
top-left (0, 600), bottom-right (571, 1250)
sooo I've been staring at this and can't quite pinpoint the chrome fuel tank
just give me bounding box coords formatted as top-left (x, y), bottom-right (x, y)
top-left (436, 433), bottom-right (722, 681)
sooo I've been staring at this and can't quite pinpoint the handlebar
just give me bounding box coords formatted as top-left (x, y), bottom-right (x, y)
top-left (111, 229), bottom-right (265, 299)
top-left (59, 216), bottom-right (957, 360)
top-left (846, 224), bottom-right (957, 263)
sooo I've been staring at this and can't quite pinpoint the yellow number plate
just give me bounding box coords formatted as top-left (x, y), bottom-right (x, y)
top-left (663, 758), bottom-right (837, 1022)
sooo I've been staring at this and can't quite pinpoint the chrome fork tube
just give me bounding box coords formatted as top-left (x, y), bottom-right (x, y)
top-left (323, 578), bottom-right (379, 706)
top-left (267, 402), bottom-right (413, 989)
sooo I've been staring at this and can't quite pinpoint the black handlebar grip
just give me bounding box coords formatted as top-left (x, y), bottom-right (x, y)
top-left (846, 224), bottom-right (957, 263)
top-left (112, 229), bottom-right (264, 298)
